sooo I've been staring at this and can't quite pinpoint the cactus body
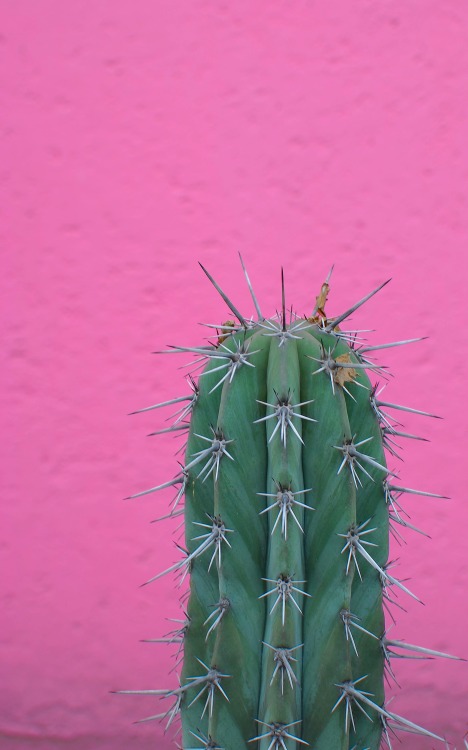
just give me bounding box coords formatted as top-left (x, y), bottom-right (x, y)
top-left (125, 261), bottom-right (460, 750)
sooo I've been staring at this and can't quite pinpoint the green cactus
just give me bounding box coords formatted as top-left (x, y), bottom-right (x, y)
top-left (121, 258), bottom-right (461, 749)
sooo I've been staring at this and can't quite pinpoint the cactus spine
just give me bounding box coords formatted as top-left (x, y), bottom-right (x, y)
top-left (123, 259), bottom-right (461, 749)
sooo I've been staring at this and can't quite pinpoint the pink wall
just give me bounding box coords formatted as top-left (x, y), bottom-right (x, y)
top-left (2, 1), bottom-right (467, 748)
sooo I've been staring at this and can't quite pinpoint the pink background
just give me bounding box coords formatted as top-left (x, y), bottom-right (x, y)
top-left (1, 1), bottom-right (467, 748)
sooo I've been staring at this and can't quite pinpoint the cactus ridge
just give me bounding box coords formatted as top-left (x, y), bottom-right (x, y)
top-left (122, 259), bottom-right (463, 750)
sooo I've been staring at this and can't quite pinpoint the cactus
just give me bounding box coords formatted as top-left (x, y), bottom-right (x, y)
top-left (121, 258), bottom-right (462, 750)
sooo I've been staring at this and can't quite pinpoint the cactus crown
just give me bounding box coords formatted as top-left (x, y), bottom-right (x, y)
top-left (123, 258), bottom-right (460, 750)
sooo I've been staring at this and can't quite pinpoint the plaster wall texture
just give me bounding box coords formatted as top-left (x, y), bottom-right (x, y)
top-left (1, 1), bottom-right (467, 748)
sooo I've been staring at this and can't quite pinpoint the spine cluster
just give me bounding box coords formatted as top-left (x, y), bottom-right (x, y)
top-left (121, 260), bottom-right (460, 750)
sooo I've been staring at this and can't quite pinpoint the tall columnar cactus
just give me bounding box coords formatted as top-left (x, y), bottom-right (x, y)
top-left (121, 259), bottom-right (461, 750)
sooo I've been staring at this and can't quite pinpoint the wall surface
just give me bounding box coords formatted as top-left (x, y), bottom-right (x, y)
top-left (1, 1), bottom-right (467, 748)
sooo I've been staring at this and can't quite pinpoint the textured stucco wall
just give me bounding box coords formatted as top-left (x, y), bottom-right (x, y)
top-left (1, 1), bottom-right (467, 748)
